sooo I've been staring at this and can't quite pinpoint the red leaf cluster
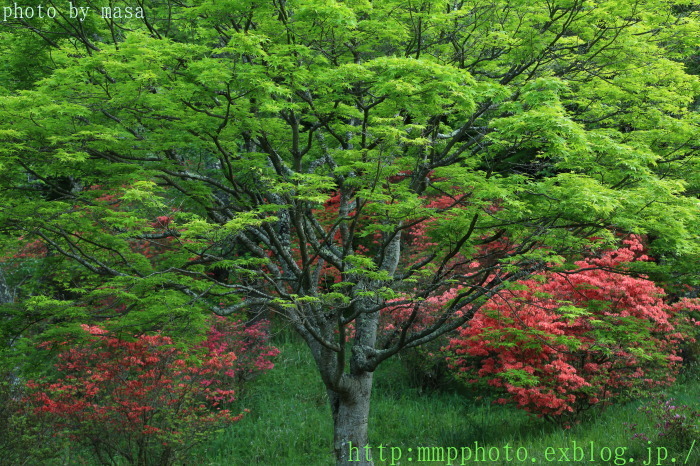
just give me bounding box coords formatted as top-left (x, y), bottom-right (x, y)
top-left (24, 318), bottom-right (278, 464)
top-left (446, 237), bottom-right (698, 418)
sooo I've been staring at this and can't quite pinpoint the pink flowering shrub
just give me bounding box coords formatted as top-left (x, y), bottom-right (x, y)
top-left (627, 394), bottom-right (700, 448)
top-left (24, 318), bottom-right (278, 465)
top-left (200, 316), bottom-right (280, 384)
top-left (446, 238), bottom-right (699, 420)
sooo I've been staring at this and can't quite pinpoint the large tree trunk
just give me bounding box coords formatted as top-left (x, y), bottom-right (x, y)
top-left (329, 372), bottom-right (374, 466)
top-left (305, 233), bottom-right (400, 466)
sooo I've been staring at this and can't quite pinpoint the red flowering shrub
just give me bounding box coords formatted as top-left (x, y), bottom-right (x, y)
top-left (446, 238), bottom-right (699, 420)
top-left (24, 319), bottom-right (278, 465)
top-left (199, 316), bottom-right (280, 384)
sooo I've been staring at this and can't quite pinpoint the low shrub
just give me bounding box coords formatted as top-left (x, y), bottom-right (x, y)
top-left (23, 318), bottom-right (278, 465)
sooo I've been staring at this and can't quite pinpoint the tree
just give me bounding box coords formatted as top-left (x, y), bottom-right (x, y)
top-left (1, 0), bottom-right (699, 464)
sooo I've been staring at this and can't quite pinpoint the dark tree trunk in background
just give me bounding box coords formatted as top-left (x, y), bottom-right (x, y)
top-left (0, 269), bottom-right (11, 305)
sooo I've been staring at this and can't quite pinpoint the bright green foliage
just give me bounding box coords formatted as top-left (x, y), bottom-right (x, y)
top-left (0, 0), bottom-right (699, 462)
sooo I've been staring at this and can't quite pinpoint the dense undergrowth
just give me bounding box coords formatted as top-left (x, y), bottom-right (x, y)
top-left (3, 325), bottom-right (697, 465)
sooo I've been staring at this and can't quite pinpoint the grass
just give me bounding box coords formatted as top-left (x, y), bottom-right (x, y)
top-left (193, 329), bottom-right (700, 465)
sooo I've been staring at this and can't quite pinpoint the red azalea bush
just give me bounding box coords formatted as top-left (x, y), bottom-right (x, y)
top-left (24, 318), bottom-right (278, 465)
top-left (446, 237), bottom-right (699, 420)
top-left (200, 316), bottom-right (281, 384)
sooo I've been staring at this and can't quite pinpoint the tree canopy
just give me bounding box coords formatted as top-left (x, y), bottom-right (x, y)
top-left (1, 0), bottom-right (699, 464)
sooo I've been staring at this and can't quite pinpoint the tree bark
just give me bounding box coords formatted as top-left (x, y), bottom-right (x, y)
top-left (329, 372), bottom-right (374, 466)
top-left (0, 268), bottom-right (11, 305)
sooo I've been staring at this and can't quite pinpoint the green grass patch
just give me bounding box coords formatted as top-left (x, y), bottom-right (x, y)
top-left (193, 330), bottom-right (699, 465)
